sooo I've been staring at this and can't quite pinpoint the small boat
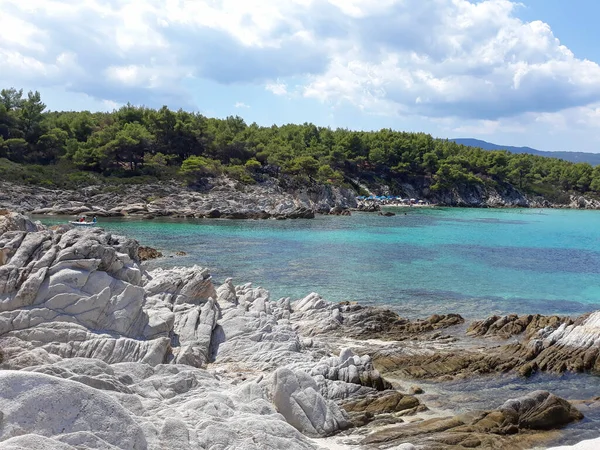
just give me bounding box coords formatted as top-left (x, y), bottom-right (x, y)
top-left (69, 221), bottom-right (96, 227)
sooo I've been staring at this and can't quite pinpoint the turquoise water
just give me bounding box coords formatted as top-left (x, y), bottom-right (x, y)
top-left (37, 207), bottom-right (600, 319)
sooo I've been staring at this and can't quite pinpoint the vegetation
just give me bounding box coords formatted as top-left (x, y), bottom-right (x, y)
top-left (1, 86), bottom-right (599, 201)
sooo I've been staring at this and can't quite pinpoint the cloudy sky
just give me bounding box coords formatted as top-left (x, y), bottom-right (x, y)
top-left (2, 0), bottom-right (600, 152)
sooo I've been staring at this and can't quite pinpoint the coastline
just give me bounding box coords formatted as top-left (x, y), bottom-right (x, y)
top-left (3, 179), bottom-right (600, 226)
top-left (1, 211), bottom-right (600, 448)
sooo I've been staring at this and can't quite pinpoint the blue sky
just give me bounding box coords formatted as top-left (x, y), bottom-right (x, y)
top-left (1, 0), bottom-right (600, 153)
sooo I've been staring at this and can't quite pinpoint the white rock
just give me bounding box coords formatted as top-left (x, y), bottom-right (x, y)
top-left (271, 367), bottom-right (350, 437)
top-left (0, 371), bottom-right (147, 449)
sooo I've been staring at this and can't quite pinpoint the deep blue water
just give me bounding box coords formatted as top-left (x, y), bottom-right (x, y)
top-left (37, 207), bottom-right (600, 319)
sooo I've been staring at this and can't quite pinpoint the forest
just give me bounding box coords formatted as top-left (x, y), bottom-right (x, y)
top-left (1, 87), bottom-right (598, 201)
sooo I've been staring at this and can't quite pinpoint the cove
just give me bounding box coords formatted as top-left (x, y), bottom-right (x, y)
top-left (37, 207), bottom-right (600, 319)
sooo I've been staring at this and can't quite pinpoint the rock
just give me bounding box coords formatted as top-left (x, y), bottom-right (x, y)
top-left (0, 211), bottom-right (43, 235)
top-left (0, 178), bottom-right (359, 222)
top-left (343, 390), bottom-right (420, 416)
top-left (309, 347), bottom-right (391, 391)
top-left (0, 371), bottom-right (147, 449)
top-left (270, 367), bottom-right (351, 437)
top-left (329, 206), bottom-right (351, 216)
top-left (467, 314), bottom-right (572, 340)
top-left (409, 386), bottom-right (424, 395)
top-left (175, 251), bottom-right (187, 256)
top-left (206, 209), bottom-right (221, 218)
top-left (373, 310), bottom-right (600, 382)
top-left (362, 390), bottom-right (582, 448)
top-left (500, 390), bottom-right (583, 430)
top-left (138, 245), bottom-right (163, 261)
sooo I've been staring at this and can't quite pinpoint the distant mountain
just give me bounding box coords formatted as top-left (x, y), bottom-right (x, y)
top-left (451, 138), bottom-right (600, 166)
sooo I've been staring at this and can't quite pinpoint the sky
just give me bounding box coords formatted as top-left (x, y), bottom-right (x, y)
top-left (1, 0), bottom-right (600, 153)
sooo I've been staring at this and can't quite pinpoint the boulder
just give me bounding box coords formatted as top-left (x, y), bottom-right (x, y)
top-left (138, 245), bottom-right (163, 261)
top-left (270, 367), bottom-right (351, 437)
top-left (500, 390), bottom-right (584, 430)
top-left (362, 390), bottom-right (583, 448)
top-left (0, 371), bottom-right (147, 449)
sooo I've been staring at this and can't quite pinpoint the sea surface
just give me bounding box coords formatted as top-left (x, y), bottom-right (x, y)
top-left (37, 207), bottom-right (600, 319)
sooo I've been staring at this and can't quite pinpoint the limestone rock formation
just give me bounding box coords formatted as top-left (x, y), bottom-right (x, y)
top-left (138, 246), bottom-right (163, 261)
top-left (0, 213), bottom-right (387, 448)
top-left (270, 367), bottom-right (351, 437)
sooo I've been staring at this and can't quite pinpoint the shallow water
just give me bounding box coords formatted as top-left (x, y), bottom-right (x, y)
top-left (413, 371), bottom-right (600, 447)
top-left (37, 207), bottom-right (600, 319)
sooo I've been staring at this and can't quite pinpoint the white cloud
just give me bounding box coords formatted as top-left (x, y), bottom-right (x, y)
top-left (103, 99), bottom-right (121, 110)
top-left (1, 0), bottom-right (600, 134)
top-left (265, 80), bottom-right (288, 96)
top-left (234, 102), bottom-right (250, 108)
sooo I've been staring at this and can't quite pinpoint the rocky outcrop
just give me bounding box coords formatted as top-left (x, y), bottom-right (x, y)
top-left (270, 367), bottom-right (351, 437)
top-left (373, 311), bottom-right (600, 381)
top-left (342, 390), bottom-right (423, 427)
top-left (290, 295), bottom-right (464, 342)
top-left (0, 212), bottom-right (398, 448)
top-left (138, 245), bottom-right (163, 261)
top-left (357, 178), bottom-right (600, 209)
top-left (467, 314), bottom-right (572, 340)
top-left (363, 390), bottom-right (583, 449)
top-left (0, 177), bottom-right (356, 220)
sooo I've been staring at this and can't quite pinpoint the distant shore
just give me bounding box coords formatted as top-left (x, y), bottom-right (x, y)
top-left (3, 179), bottom-right (600, 223)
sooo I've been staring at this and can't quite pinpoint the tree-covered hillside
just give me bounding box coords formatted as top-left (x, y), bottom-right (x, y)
top-left (1, 87), bottom-right (599, 202)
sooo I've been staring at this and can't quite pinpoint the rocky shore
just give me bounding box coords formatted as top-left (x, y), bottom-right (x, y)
top-left (0, 179), bottom-right (357, 220)
top-left (356, 183), bottom-right (600, 210)
top-left (3, 177), bottom-right (600, 226)
top-left (1, 210), bottom-right (600, 449)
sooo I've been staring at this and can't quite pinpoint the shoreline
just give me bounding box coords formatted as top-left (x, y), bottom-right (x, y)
top-left (3, 180), bottom-right (600, 225)
top-left (1, 211), bottom-right (600, 448)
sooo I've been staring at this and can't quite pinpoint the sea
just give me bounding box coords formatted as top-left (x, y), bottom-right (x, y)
top-left (35, 207), bottom-right (600, 446)
top-left (36, 206), bottom-right (600, 320)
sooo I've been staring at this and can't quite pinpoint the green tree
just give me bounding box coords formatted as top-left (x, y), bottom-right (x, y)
top-left (508, 155), bottom-right (534, 190)
top-left (20, 90), bottom-right (46, 144)
top-left (180, 156), bottom-right (222, 179)
top-left (289, 155), bottom-right (320, 178)
top-left (104, 122), bottom-right (154, 170)
top-left (35, 128), bottom-right (69, 163)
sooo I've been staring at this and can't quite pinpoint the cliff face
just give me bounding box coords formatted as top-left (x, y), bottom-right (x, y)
top-left (432, 183), bottom-right (535, 207)
top-left (363, 177), bottom-right (600, 209)
top-left (0, 177), bottom-right (358, 219)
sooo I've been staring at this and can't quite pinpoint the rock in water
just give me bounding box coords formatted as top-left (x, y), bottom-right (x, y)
top-left (362, 390), bottom-right (582, 448)
top-left (138, 246), bottom-right (163, 261)
top-left (500, 390), bottom-right (584, 430)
